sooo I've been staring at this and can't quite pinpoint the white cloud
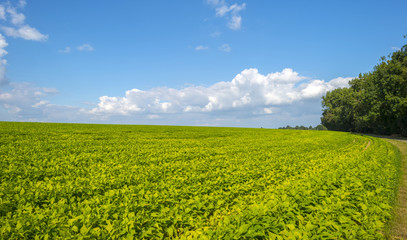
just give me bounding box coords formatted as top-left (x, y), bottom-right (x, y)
top-left (327, 77), bottom-right (353, 88)
top-left (208, 1), bottom-right (246, 30)
top-left (0, 82), bottom-right (58, 116)
top-left (0, 67), bottom-right (353, 127)
top-left (392, 46), bottom-right (401, 51)
top-left (77, 44), bottom-right (94, 51)
top-left (0, 83), bottom-right (84, 122)
top-left (0, 1), bottom-right (57, 121)
top-left (300, 80), bottom-right (328, 98)
top-left (219, 43), bottom-right (231, 52)
top-left (0, 3), bottom-right (48, 42)
top-left (32, 100), bottom-right (49, 108)
top-left (0, 34), bottom-right (8, 85)
top-left (215, 3), bottom-right (246, 17)
top-left (7, 7), bottom-right (25, 25)
top-left (195, 45), bottom-right (209, 51)
top-left (263, 107), bottom-right (274, 114)
top-left (215, 5), bottom-right (230, 17)
top-left (59, 46), bottom-right (71, 53)
top-left (1, 25), bottom-right (48, 41)
top-left (0, 2), bottom-right (47, 85)
top-left (19, 0), bottom-right (27, 8)
top-left (0, 92), bottom-right (12, 101)
top-left (228, 15), bottom-right (242, 30)
top-left (0, 82), bottom-right (69, 123)
top-left (0, 5), bottom-right (6, 20)
top-left (0, 34), bottom-right (8, 58)
top-left (87, 68), bottom-right (352, 119)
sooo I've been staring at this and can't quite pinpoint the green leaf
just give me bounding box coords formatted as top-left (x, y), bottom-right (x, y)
top-left (167, 226), bottom-right (174, 237)
top-left (238, 224), bottom-right (250, 234)
top-left (80, 225), bottom-right (89, 235)
top-left (286, 224), bottom-right (295, 231)
top-left (15, 221), bottom-right (22, 230)
top-left (105, 222), bottom-right (113, 233)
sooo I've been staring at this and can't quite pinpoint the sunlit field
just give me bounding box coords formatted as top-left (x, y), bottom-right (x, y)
top-left (0, 122), bottom-right (401, 239)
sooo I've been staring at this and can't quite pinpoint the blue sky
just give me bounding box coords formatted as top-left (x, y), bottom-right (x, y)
top-left (0, 0), bottom-right (406, 127)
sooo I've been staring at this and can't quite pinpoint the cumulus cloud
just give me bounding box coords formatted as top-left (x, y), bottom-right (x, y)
top-left (0, 2), bottom-right (48, 42)
top-left (77, 44), bottom-right (94, 51)
top-left (88, 68), bottom-right (352, 119)
top-left (195, 45), bottom-right (209, 51)
top-left (1, 67), bottom-right (353, 127)
top-left (0, 82), bottom-right (58, 117)
top-left (207, 0), bottom-right (246, 30)
top-left (0, 82), bottom-right (83, 122)
top-left (1, 25), bottom-right (48, 41)
top-left (7, 7), bottom-right (25, 25)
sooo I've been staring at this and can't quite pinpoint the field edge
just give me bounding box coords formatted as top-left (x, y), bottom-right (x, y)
top-left (383, 139), bottom-right (407, 239)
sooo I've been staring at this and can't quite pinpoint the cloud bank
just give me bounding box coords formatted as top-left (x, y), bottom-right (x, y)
top-left (1, 67), bottom-right (352, 127)
top-left (0, 1), bottom-right (352, 127)
top-left (87, 68), bottom-right (351, 122)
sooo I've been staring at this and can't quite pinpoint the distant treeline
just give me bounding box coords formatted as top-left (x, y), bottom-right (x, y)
top-left (278, 125), bottom-right (328, 130)
top-left (321, 39), bottom-right (407, 136)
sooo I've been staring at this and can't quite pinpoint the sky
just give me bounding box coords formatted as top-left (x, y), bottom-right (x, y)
top-left (0, 0), bottom-right (406, 128)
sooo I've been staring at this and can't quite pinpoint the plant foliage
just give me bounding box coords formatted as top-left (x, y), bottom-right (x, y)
top-left (0, 122), bottom-right (401, 239)
top-left (321, 42), bottom-right (407, 136)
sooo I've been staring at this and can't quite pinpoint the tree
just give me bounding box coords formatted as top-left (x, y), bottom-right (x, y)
top-left (321, 39), bottom-right (407, 135)
top-left (321, 87), bottom-right (357, 131)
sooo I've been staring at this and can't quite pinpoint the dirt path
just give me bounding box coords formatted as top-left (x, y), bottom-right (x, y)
top-left (383, 139), bottom-right (407, 239)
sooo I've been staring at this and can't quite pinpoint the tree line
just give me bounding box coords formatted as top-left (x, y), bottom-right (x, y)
top-left (278, 125), bottom-right (328, 130)
top-left (321, 38), bottom-right (407, 136)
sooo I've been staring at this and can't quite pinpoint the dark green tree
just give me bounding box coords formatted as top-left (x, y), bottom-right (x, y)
top-left (321, 87), bottom-right (358, 131)
top-left (321, 39), bottom-right (407, 136)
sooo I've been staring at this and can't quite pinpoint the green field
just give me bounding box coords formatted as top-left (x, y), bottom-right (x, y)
top-left (0, 122), bottom-right (401, 239)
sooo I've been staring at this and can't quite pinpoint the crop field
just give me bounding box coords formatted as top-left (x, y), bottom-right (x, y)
top-left (0, 122), bottom-right (401, 239)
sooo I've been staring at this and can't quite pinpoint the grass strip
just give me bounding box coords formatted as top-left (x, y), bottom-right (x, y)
top-left (384, 139), bottom-right (407, 239)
